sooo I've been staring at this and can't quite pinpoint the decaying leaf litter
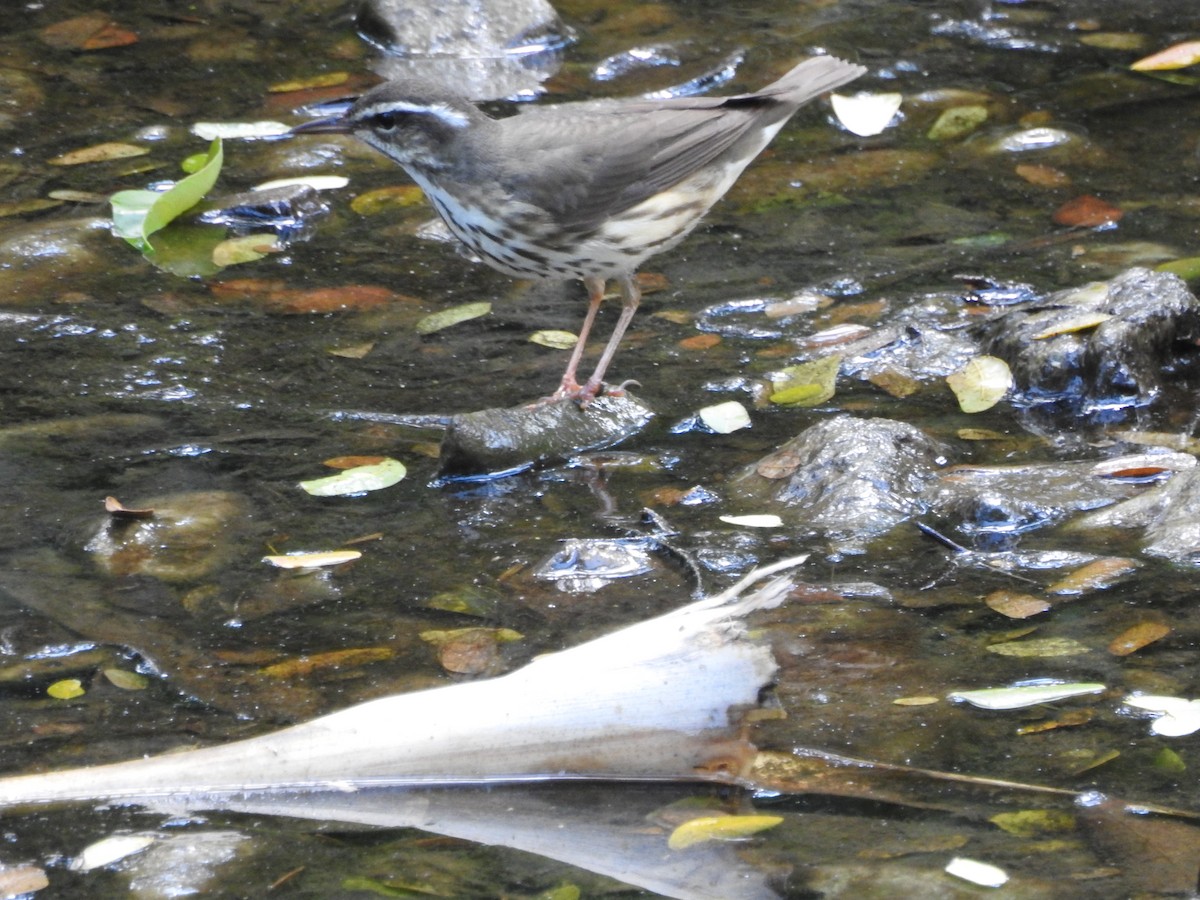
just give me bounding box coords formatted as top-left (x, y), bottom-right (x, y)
top-left (2, 0), bottom-right (1200, 897)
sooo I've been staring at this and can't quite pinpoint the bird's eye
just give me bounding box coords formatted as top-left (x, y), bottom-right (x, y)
top-left (373, 112), bottom-right (403, 132)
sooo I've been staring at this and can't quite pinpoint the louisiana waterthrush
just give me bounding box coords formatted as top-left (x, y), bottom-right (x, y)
top-left (294, 56), bottom-right (865, 399)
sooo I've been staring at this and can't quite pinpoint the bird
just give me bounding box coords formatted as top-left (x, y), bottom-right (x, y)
top-left (293, 56), bottom-right (866, 400)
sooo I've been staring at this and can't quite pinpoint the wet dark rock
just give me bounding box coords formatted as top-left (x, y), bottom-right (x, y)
top-left (0, 68), bottom-right (44, 132)
top-left (730, 416), bottom-right (948, 545)
top-left (1073, 468), bottom-right (1200, 564)
top-left (927, 456), bottom-right (1167, 546)
top-left (437, 392), bottom-right (655, 481)
top-left (0, 216), bottom-right (116, 304)
top-left (197, 184), bottom-right (329, 244)
top-left (985, 267), bottom-right (1200, 429)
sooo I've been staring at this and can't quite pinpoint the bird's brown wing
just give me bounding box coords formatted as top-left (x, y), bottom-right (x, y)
top-left (494, 99), bottom-right (775, 235)
top-left (491, 56), bottom-right (863, 235)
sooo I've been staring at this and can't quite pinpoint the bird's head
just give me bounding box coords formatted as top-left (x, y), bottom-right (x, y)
top-left (292, 79), bottom-right (484, 171)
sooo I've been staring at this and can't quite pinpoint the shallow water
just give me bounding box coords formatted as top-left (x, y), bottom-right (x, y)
top-left (1, 0), bottom-right (1200, 896)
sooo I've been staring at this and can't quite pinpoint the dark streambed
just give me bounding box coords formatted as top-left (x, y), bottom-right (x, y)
top-left (1, 0), bottom-right (1200, 897)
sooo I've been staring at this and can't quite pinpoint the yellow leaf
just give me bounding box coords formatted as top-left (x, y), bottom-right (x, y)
top-left (49, 142), bottom-right (149, 166)
top-left (263, 550), bottom-right (362, 568)
top-left (48, 678), bottom-right (86, 700)
top-left (946, 355), bottom-right (1012, 413)
top-left (667, 814), bottom-right (783, 850)
top-left (1131, 40), bottom-right (1200, 71)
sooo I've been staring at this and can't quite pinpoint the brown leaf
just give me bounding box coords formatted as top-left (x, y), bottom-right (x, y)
top-left (985, 590), bottom-right (1051, 619)
top-left (1108, 621), bottom-right (1170, 656)
top-left (48, 142), bottom-right (149, 166)
top-left (1047, 557), bottom-right (1140, 595)
top-left (1052, 195), bottom-right (1123, 228)
top-left (40, 12), bottom-right (135, 50)
top-left (208, 279), bottom-right (407, 314)
top-left (1015, 163), bottom-right (1071, 188)
top-left (678, 333), bottom-right (721, 351)
top-left (104, 496), bottom-right (154, 519)
top-left (1131, 40), bottom-right (1200, 71)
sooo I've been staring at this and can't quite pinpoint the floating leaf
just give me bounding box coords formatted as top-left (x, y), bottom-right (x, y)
top-left (190, 121), bottom-right (291, 141)
top-left (299, 458), bottom-right (407, 496)
top-left (927, 105), bottom-right (988, 141)
top-left (667, 814), bottom-right (783, 850)
top-left (50, 142), bottom-right (148, 166)
top-left (947, 355), bottom-right (1012, 413)
top-left (70, 833), bottom-right (156, 872)
top-left (944, 857), bottom-right (1008, 888)
top-left (103, 669), bottom-right (149, 691)
top-left (698, 401), bottom-right (751, 434)
top-left (830, 91), bottom-right (903, 137)
top-left (1131, 40), bottom-right (1200, 71)
top-left (769, 355), bottom-right (840, 407)
top-left (104, 495), bottom-right (154, 519)
top-left (110, 138), bottom-right (223, 251)
top-left (986, 637), bottom-right (1091, 658)
top-left (1108, 621), bottom-right (1170, 656)
top-left (1124, 695), bottom-right (1200, 737)
top-left (719, 514), bottom-right (783, 528)
top-left (47, 679), bottom-right (85, 700)
top-left (948, 682), bottom-right (1104, 710)
top-left (262, 550), bottom-right (362, 569)
top-left (1032, 312), bottom-right (1113, 339)
top-left (528, 329), bottom-right (578, 350)
top-left (415, 301), bottom-right (492, 335)
top-left (254, 175), bottom-right (349, 192)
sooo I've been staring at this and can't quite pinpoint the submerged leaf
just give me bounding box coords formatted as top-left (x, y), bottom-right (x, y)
top-left (299, 458), bottom-right (407, 496)
top-left (986, 637), bottom-right (1090, 658)
top-left (989, 809), bottom-right (1076, 838)
top-left (50, 142), bottom-right (148, 166)
top-left (667, 814), bottom-right (783, 850)
top-left (1108, 621), bottom-right (1170, 656)
top-left (110, 138), bottom-right (223, 251)
top-left (415, 301), bottom-right (491, 335)
top-left (528, 329), bottom-right (578, 350)
top-left (948, 682), bottom-right (1105, 710)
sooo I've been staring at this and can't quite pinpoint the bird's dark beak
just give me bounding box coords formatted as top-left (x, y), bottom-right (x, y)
top-left (290, 116), bottom-right (353, 136)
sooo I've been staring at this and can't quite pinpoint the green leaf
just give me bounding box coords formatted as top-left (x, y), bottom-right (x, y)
top-left (770, 355), bottom-right (840, 407)
top-left (299, 458), bottom-right (407, 497)
top-left (110, 138), bottom-right (223, 251)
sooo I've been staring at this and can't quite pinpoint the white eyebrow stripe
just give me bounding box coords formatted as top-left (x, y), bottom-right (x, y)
top-left (359, 100), bottom-right (470, 128)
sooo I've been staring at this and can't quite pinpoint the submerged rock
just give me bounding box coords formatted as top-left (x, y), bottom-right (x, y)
top-left (436, 392), bottom-right (655, 480)
top-left (86, 491), bottom-right (246, 583)
top-left (731, 416), bottom-right (947, 545)
top-left (985, 268), bottom-right (1200, 429)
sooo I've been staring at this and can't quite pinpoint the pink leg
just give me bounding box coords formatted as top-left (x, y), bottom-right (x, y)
top-left (580, 272), bottom-right (640, 400)
top-left (554, 275), bottom-right (606, 399)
